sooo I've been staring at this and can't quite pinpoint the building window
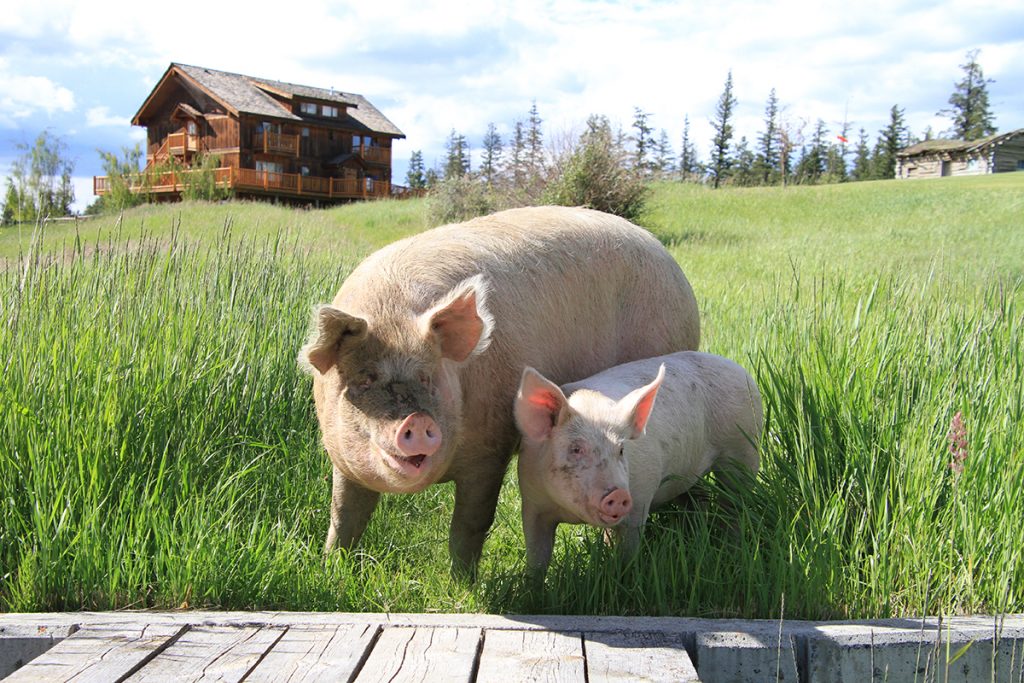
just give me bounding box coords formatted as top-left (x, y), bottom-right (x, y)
top-left (187, 121), bottom-right (197, 135)
top-left (301, 166), bottom-right (310, 176)
top-left (255, 160), bottom-right (284, 174)
top-left (301, 127), bottom-right (310, 137)
top-left (967, 158), bottom-right (978, 171)
top-left (1017, 160), bottom-right (1024, 171)
top-left (300, 102), bottom-right (317, 115)
top-left (323, 105), bottom-right (339, 117)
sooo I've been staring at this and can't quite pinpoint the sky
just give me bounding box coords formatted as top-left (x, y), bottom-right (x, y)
top-left (2, 0), bottom-right (1023, 213)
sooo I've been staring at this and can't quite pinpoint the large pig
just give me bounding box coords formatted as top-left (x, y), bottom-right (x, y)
top-left (514, 351), bottom-right (762, 575)
top-left (299, 206), bottom-right (699, 573)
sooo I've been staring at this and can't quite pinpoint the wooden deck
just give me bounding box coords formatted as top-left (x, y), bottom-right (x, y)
top-left (1, 613), bottom-right (699, 682)
top-left (2, 611), bottom-right (1023, 682)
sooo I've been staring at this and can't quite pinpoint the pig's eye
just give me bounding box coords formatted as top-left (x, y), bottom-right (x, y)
top-left (569, 441), bottom-right (584, 457)
top-left (618, 445), bottom-right (625, 458)
top-left (355, 372), bottom-right (378, 391)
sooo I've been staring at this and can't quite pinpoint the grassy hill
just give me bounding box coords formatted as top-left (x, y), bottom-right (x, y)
top-left (2, 174), bottom-right (1022, 619)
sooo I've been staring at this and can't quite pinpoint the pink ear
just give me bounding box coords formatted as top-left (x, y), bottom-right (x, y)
top-left (515, 367), bottom-right (568, 442)
top-left (418, 275), bottom-right (494, 362)
top-left (299, 306), bottom-right (368, 375)
top-left (620, 364), bottom-right (665, 438)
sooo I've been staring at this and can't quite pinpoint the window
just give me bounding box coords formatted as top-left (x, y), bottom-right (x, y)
top-left (187, 121), bottom-right (197, 135)
top-left (255, 160), bottom-right (284, 174)
top-left (301, 127), bottom-right (310, 137)
top-left (300, 166), bottom-right (310, 176)
top-left (300, 102), bottom-right (317, 115)
top-left (323, 105), bottom-right (339, 117)
top-left (1017, 160), bottom-right (1024, 171)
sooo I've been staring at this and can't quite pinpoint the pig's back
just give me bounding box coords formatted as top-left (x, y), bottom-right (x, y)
top-left (338, 206), bottom-right (698, 382)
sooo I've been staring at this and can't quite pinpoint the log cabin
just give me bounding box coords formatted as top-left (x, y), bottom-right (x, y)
top-left (94, 63), bottom-right (414, 203)
top-left (896, 129), bottom-right (1024, 179)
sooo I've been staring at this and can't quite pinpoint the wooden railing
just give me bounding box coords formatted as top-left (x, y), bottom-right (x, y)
top-left (167, 132), bottom-right (199, 156)
top-left (356, 145), bottom-right (391, 165)
top-left (95, 167), bottom-right (422, 201)
top-left (254, 132), bottom-right (300, 157)
top-left (94, 167), bottom-right (232, 195)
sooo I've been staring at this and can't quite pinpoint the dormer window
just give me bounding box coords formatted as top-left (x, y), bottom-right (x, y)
top-left (323, 105), bottom-right (339, 118)
top-left (300, 102), bottom-right (317, 115)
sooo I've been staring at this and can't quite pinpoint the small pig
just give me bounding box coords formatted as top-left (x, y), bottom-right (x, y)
top-left (515, 351), bottom-right (762, 575)
top-left (299, 206), bottom-right (700, 574)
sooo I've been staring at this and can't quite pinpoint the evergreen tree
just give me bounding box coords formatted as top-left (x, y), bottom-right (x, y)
top-left (709, 70), bottom-right (737, 189)
top-left (938, 49), bottom-right (997, 140)
top-left (444, 130), bottom-right (470, 179)
top-left (732, 136), bottom-right (758, 186)
top-left (826, 121), bottom-right (850, 183)
top-left (873, 105), bottom-right (909, 179)
top-left (630, 107), bottom-right (655, 176)
top-left (795, 119), bottom-right (827, 184)
top-left (480, 123), bottom-right (503, 187)
top-left (678, 115), bottom-right (700, 181)
top-left (406, 150), bottom-right (426, 189)
top-left (526, 101), bottom-right (544, 174)
top-left (851, 128), bottom-right (872, 181)
top-left (755, 88), bottom-right (780, 184)
top-left (653, 129), bottom-right (674, 177)
top-left (507, 120), bottom-right (527, 186)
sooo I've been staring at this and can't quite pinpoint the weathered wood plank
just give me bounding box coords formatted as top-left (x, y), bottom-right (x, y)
top-left (243, 624), bottom-right (378, 682)
top-left (476, 629), bottom-right (585, 683)
top-left (4, 624), bottom-right (184, 683)
top-left (125, 625), bottom-right (284, 682)
top-left (354, 626), bottom-right (480, 683)
top-left (585, 631), bottom-right (699, 682)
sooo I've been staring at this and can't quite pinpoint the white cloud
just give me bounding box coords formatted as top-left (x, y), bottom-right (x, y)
top-left (85, 106), bottom-right (128, 128)
top-left (0, 59), bottom-right (75, 127)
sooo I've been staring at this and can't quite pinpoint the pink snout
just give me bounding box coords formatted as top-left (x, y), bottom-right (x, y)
top-left (598, 487), bottom-right (633, 524)
top-left (395, 412), bottom-right (442, 457)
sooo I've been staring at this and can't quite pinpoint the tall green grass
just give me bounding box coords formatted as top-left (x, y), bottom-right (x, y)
top-left (1, 175), bottom-right (1022, 618)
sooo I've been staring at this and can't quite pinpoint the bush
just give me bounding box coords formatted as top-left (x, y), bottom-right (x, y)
top-left (542, 116), bottom-right (647, 220)
top-left (427, 174), bottom-right (499, 225)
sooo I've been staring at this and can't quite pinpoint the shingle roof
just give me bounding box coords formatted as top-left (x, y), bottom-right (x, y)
top-left (897, 129), bottom-right (1024, 157)
top-left (172, 63), bottom-right (404, 138)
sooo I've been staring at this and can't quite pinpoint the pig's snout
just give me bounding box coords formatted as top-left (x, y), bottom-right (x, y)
top-left (598, 488), bottom-right (633, 524)
top-left (396, 413), bottom-right (442, 457)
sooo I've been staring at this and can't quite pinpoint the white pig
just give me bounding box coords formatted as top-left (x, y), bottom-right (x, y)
top-left (299, 206), bottom-right (700, 574)
top-left (515, 351), bottom-right (762, 575)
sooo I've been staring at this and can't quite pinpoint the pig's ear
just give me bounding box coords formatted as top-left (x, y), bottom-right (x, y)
top-left (618, 364), bottom-right (665, 439)
top-left (515, 367), bottom-right (569, 442)
top-left (298, 305), bottom-right (368, 375)
top-left (418, 274), bottom-right (494, 362)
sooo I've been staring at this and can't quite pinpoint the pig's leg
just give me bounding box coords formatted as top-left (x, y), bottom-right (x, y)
top-left (612, 504), bottom-right (650, 558)
top-left (324, 465), bottom-right (380, 553)
top-left (522, 504), bottom-right (558, 577)
top-left (448, 465), bottom-right (506, 577)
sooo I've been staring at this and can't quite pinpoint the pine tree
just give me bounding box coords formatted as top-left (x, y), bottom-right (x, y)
top-left (406, 150), bottom-right (426, 189)
top-left (756, 88), bottom-right (780, 184)
top-left (873, 105), bottom-right (909, 179)
top-left (630, 107), bottom-right (655, 176)
top-left (732, 137), bottom-right (757, 186)
top-left (678, 115), bottom-right (700, 181)
top-left (709, 70), bottom-right (737, 189)
top-left (938, 49), bottom-right (997, 140)
top-left (653, 129), bottom-right (674, 177)
top-left (507, 120), bottom-right (527, 186)
top-left (795, 119), bottom-right (827, 184)
top-left (851, 128), bottom-right (872, 181)
top-left (526, 101), bottom-right (544, 175)
top-left (444, 130), bottom-right (470, 179)
top-left (480, 123), bottom-right (503, 187)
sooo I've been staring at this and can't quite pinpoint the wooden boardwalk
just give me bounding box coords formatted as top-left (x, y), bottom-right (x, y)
top-left (2, 611), bottom-right (1023, 682)
top-left (1, 613), bottom-right (699, 682)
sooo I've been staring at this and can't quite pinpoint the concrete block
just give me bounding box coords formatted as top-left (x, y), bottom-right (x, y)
top-left (697, 628), bottom-right (799, 682)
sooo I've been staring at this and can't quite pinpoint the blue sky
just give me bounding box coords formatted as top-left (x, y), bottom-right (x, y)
top-left (2, 0), bottom-right (1023, 212)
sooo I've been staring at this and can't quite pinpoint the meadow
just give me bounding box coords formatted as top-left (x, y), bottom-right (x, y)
top-left (1, 173), bottom-right (1022, 619)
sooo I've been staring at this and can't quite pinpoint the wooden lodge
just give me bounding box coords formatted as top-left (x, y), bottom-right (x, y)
top-left (896, 128), bottom-right (1024, 179)
top-left (93, 63), bottom-right (416, 203)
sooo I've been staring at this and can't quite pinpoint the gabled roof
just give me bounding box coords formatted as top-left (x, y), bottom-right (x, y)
top-left (133, 63), bottom-right (405, 138)
top-left (898, 128), bottom-right (1024, 157)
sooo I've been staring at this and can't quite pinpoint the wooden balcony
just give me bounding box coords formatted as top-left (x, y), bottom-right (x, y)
top-left (356, 145), bottom-right (390, 165)
top-left (253, 131), bottom-right (300, 157)
top-left (167, 132), bottom-right (199, 156)
top-left (94, 167), bottom-right (421, 201)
